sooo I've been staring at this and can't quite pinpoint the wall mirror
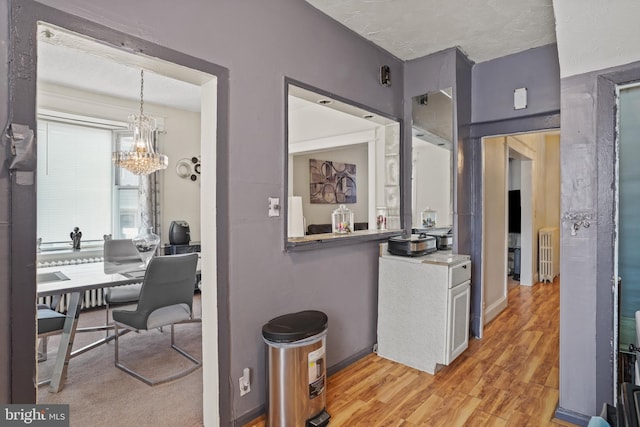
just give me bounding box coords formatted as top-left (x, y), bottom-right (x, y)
top-left (286, 81), bottom-right (401, 248)
top-left (411, 88), bottom-right (454, 232)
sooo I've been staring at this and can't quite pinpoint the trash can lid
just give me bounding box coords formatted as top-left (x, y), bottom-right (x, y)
top-left (262, 310), bottom-right (328, 343)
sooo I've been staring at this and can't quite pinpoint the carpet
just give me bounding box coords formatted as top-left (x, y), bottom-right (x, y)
top-left (37, 295), bottom-right (203, 427)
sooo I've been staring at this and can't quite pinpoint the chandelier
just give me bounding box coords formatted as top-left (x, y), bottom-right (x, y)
top-left (112, 69), bottom-right (168, 175)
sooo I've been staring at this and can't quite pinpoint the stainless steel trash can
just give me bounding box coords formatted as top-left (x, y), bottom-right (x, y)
top-left (262, 310), bottom-right (331, 427)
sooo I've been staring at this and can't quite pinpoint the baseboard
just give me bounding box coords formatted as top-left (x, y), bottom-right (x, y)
top-left (328, 345), bottom-right (373, 377)
top-left (233, 404), bottom-right (265, 427)
top-left (231, 345), bottom-right (373, 426)
top-left (484, 296), bottom-right (508, 325)
top-left (554, 406), bottom-right (591, 426)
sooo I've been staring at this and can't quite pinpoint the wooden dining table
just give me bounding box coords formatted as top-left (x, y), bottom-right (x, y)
top-left (37, 260), bottom-right (147, 393)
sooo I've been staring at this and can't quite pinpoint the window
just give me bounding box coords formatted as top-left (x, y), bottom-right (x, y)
top-left (36, 118), bottom-right (138, 250)
top-left (113, 131), bottom-right (140, 239)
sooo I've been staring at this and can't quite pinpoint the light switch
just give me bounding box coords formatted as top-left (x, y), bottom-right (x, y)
top-left (514, 87), bottom-right (527, 110)
top-left (268, 197), bottom-right (280, 217)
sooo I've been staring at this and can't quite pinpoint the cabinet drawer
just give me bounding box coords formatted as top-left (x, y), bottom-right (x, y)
top-left (450, 261), bottom-right (471, 287)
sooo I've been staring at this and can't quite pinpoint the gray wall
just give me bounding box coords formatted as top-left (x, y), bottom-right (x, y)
top-left (3, 0), bottom-right (404, 422)
top-left (472, 44), bottom-right (561, 124)
top-left (0, 0), bottom-right (11, 403)
top-left (557, 61), bottom-right (640, 421)
top-left (2, 1), bottom-right (619, 423)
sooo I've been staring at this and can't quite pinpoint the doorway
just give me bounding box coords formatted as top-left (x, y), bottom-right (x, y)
top-left (26, 20), bottom-right (220, 424)
top-left (615, 82), bottom-right (640, 387)
top-left (481, 130), bottom-right (560, 326)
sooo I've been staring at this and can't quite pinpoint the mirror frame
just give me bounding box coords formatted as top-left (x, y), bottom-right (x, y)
top-left (411, 88), bottom-right (454, 231)
top-left (284, 77), bottom-right (404, 251)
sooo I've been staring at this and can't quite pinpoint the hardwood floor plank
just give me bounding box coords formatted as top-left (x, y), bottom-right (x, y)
top-left (465, 409), bottom-right (509, 427)
top-left (545, 366), bottom-right (560, 388)
top-left (244, 280), bottom-right (577, 427)
top-left (375, 370), bottom-right (423, 403)
top-left (405, 394), bottom-right (445, 425)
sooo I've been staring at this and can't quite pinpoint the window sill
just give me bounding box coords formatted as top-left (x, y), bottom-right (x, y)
top-left (37, 247), bottom-right (104, 265)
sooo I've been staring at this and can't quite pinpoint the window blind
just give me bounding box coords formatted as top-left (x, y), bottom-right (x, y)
top-left (37, 120), bottom-right (112, 244)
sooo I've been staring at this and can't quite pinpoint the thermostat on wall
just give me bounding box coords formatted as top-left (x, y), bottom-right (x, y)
top-left (514, 87), bottom-right (527, 110)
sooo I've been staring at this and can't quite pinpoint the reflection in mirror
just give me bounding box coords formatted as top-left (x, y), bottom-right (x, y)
top-left (287, 83), bottom-right (401, 244)
top-left (411, 88), bottom-right (453, 231)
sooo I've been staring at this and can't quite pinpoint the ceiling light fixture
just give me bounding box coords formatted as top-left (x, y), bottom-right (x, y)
top-left (112, 69), bottom-right (168, 175)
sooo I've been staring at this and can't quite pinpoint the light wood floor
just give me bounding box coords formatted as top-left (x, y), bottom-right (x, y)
top-left (246, 277), bottom-right (576, 426)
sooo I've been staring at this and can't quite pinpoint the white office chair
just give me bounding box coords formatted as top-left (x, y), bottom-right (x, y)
top-left (113, 253), bottom-right (201, 386)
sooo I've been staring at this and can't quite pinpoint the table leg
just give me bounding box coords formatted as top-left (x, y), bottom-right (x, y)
top-left (48, 292), bottom-right (81, 393)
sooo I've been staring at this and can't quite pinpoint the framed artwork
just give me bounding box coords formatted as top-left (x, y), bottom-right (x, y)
top-left (309, 159), bottom-right (357, 204)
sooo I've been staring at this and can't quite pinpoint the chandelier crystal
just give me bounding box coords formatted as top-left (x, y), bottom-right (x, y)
top-left (112, 69), bottom-right (168, 175)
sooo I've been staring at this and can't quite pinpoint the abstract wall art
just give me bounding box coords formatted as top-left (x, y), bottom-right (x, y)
top-left (309, 159), bottom-right (357, 204)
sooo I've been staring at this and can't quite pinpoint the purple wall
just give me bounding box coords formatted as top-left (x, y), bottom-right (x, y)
top-left (472, 44), bottom-right (560, 124)
top-left (4, 1), bottom-right (606, 424)
top-left (3, 0), bottom-right (404, 422)
top-left (557, 61), bottom-right (640, 422)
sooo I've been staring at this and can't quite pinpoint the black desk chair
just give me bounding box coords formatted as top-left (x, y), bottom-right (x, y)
top-left (113, 253), bottom-right (201, 386)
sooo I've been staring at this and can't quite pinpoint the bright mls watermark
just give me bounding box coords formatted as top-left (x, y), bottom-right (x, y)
top-left (0, 405), bottom-right (68, 426)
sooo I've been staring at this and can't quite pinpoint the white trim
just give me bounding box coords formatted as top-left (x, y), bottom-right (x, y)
top-left (38, 84), bottom-right (167, 131)
top-left (288, 129), bottom-right (376, 154)
top-left (200, 77), bottom-right (219, 427)
top-left (38, 107), bottom-right (166, 132)
top-left (367, 137), bottom-right (377, 228)
top-left (38, 108), bottom-right (127, 130)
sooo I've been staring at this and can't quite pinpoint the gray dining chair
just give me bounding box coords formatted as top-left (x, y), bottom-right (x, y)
top-left (103, 239), bottom-right (143, 334)
top-left (37, 297), bottom-right (66, 386)
top-left (37, 297), bottom-right (65, 361)
top-left (112, 253), bottom-right (200, 386)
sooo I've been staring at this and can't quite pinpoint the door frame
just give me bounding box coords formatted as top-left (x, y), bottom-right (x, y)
top-left (469, 113), bottom-right (560, 338)
top-left (481, 136), bottom-right (509, 325)
top-left (8, 3), bottom-right (231, 424)
top-left (613, 81), bottom-right (640, 397)
top-left (507, 137), bottom-right (536, 287)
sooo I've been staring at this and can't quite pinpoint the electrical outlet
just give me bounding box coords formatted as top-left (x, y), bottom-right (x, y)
top-left (239, 376), bottom-right (250, 396)
top-left (239, 367), bottom-right (251, 396)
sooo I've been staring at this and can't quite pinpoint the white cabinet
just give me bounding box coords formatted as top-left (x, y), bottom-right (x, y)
top-left (377, 247), bottom-right (471, 374)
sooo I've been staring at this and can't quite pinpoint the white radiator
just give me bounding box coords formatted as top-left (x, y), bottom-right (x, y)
top-left (539, 227), bottom-right (559, 283)
top-left (38, 288), bottom-right (106, 312)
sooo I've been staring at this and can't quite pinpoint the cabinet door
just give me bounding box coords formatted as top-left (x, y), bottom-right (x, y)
top-left (446, 280), bottom-right (470, 364)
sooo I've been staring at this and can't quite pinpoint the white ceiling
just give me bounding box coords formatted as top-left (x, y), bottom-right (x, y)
top-left (37, 2), bottom-right (559, 117)
top-left (288, 85), bottom-right (395, 144)
top-left (305, 0), bottom-right (557, 63)
top-left (37, 24), bottom-right (205, 113)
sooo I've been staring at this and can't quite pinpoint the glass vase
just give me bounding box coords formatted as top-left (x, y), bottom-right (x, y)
top-left (332, 204), bottom-right (354, 234)
top-left (421, 207), bottom-right (437, 228)
top-left (132, 227), bottom-right (160, 268)
top-left (376, 206), bottom-right (388, 231)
